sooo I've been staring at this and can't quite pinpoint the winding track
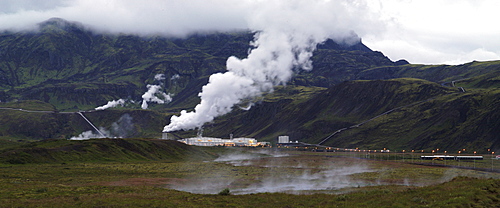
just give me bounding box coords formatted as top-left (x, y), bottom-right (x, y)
top-left (0, 107), bottom-right (98, 114)
top-left (0, 107), bottom-right (61, 113)
top-left (317, 79), bottom-right (469, 146)
top-left (317, 96), bottom-right (439, 145)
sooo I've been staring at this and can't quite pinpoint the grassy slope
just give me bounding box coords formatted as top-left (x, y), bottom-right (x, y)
top-left (0, 138), bottom-right (216, 164)
top-left (2, 74), bottom-right (498, 151)
top-left (458, 70), bottom-right (500, 89)
top-left (204, 78), bottom-right (455, 141)
top-left (326, 72), bottom-right (500, 151)
top-left (329, 88), bottom-right (500, 150)
top-left (358, 60), bottom-right (500, 83)
top-left (199, 75), bottom-right (499, 151)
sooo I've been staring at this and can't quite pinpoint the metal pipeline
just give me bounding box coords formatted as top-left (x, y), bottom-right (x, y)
top-left (77, 111), bottom-right (107, 138)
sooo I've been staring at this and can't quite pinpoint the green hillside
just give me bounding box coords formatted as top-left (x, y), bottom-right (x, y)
top-left (0, 138), bottom-right (216, 164)
top-left (358, 60), bottom-right (500, 83)
top-left (201, 79), bottom-right (452, 142)
top-left (201, 75), bottom-right (499, 151)
top-left (0, 101), bottom-right (170, 140)
top-left (1, 18), bottom-right (394, 110)
top-left (1, 18), bottom-right (499, 151)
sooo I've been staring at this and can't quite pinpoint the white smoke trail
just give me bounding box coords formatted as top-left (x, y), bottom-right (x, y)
top-left (141, 84), bottom-right (173, 109)
top-left (163, 0), bottom-right (382, 132)
top-left (95, 99), bottom-right (126, 110)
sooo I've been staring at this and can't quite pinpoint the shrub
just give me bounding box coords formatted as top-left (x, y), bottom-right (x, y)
top-left (218, 188), bottom-right (231, 196)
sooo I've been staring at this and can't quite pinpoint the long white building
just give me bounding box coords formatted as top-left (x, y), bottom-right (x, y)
top-left (179, 137), bottom-right (265, 147)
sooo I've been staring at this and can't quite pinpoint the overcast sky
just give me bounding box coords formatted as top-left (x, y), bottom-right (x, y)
top-left (0, 0), bottom-right (499, 65)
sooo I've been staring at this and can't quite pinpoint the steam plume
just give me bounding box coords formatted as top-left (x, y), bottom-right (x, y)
top-left (141, 84), bottom-right (172, 109)
top-left (69, 128), bottom-right (108, 140)
top-left (95, 99), bottom-right (126, 110)
top-left (154, 74), bottom-right (166, 81)
top-left (163, 0), bottom-right (378, 132)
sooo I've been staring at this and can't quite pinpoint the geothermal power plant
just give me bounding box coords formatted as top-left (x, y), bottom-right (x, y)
top-left (162, 133), bottom-right (270, 147)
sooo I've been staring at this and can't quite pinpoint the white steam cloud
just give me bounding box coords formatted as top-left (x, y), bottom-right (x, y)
top-left (95, 99), bottom-right (126, 111)
top-left (69, 128), bottom-right (107, 140)
top-left (163, 0), bottom-right (381, 132)
top-left (141, 84), bottom-right (172, 109)
top-left (141, 73), bottom-right (173, 109)
top-left (154, 74), bottom-right (166, 81)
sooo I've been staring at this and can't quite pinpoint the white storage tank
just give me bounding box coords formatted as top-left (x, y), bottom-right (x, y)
top-left (278, 136), bottom-right (289, 143)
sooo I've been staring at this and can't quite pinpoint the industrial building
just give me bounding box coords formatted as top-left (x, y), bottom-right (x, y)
top-left (277, 135), bottom-right (300, 144)
top-left (278, 136), bottom-right (289, 144)
top-left (178, 137), bottom-right (268, 147)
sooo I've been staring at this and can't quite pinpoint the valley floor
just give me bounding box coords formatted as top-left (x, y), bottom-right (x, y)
top-left (1, 149), bottom-right (499, 207)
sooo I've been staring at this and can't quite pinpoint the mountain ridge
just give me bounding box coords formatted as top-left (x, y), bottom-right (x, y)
top-left (1, 18), bottom-right (499, 152)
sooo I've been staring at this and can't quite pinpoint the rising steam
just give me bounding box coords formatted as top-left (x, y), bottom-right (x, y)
top-left (163, 0), bottom-right (380, 132)
top-left (141, 74), bottom-right (173, 109)
top-left (141, 84), bottom-right (172, 109)
top-left (95, 99), bottom-right (126, 110)
top-left (94, 74), bottom-right (172, 110)
top-left (170, 149), bottom-right (374, 194)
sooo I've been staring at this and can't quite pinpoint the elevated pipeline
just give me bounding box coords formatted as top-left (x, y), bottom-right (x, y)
top-left (76, 111), bottom-right (107, 138)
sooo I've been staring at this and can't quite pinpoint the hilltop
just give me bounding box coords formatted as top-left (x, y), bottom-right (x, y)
top-left (0, 138), bottom-right (216, 164)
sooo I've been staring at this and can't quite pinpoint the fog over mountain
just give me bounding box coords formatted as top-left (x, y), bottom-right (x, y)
top-left (1, 0), bottom-right (499, 64)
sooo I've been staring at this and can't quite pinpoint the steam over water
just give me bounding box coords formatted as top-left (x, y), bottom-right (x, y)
top-left (236, 164), bottom-right (371, 194)
top-left (167, 149), bottom-right (500, 195)
top-left (169, 150), bottom-right (375, 194)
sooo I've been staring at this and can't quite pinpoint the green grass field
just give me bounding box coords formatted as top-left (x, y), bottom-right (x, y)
top-left (1, 147), bottom-right (499, 207)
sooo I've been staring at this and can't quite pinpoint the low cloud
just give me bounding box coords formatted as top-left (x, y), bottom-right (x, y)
top-left (0, 0), bottom-right (249, 36)
top-left (1, 0), bottom-right (499, 64)
top-left (364, 0), bottom-right (500, 64)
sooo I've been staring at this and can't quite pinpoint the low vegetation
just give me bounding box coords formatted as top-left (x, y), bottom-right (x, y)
top-left (0, 144), bottom-right (498, 207)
